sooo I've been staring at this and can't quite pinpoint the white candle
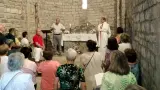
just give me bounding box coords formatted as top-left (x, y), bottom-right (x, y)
top-left (69, 24), bottom-right (72, 28)
top-left (87, 23), bottom-right (88, 26)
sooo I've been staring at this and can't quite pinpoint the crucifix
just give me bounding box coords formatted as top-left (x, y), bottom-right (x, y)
top-left (35, 2), bottom-right (39, 28)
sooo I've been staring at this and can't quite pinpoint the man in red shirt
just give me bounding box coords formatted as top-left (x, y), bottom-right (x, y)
top-left (33, 28), bottom-right (45, 62)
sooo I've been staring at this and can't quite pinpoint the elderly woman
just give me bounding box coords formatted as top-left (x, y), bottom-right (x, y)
top-left (118, 33), bottom-right (132, 53)
top-left (102, 37), bottom-right (119, 72)
top-left (101, 50), bottom-right (137, 90)
top-left (37, 51), bottom-right (60, 90)
top-left (0, 52), bottom-right (35, 90)
top-left (56, 48), bottom-right (86, 90)
top-left (80, 40), bottom-right (103, 90)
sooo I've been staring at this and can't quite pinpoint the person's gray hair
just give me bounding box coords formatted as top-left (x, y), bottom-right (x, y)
top-left (66, 48), bottom-right (77, 61)
top-left (8, 52), bottom-right (25, 71)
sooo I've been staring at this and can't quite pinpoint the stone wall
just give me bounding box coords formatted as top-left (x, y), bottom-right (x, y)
top-left (0, 0), bottom-right (116, 40)
top-left (37, 0), bottom-right (116, 33)
top-left (125, 0), bottom-right (160, 90)
top-left (0, 0), bottom-right (27, 36)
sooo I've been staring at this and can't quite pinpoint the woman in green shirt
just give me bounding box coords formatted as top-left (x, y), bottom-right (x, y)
top-left (101, 50), bottom-right (137, 90)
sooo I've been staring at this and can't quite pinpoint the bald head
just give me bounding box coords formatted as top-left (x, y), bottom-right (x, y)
top-left (36, 28), bottom-right (42, 36)
top-left (0, 24), bottom-right (5, 33)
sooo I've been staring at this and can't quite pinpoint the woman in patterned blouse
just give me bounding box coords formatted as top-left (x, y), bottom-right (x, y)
top-left (56, 48), bottom-right (86, 90)
top-left (101, 50), bottom-right (137, 90)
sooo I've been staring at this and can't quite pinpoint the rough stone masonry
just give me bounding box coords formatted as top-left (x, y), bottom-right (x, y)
top-left (125, 0), bottom-right (160, 90)
top-left (0, 0), bottom-right (116, 40)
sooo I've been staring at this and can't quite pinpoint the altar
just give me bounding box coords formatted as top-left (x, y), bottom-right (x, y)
top-left (61, 34), bottom-right (97, 53)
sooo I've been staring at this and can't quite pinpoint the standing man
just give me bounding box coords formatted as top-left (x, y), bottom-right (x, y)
top-left (0, 24), bottom-right (6, 45)
top-left (33, 28), bottom-right (45, 62)
top-left (51, 18), bottom-right (65, 55)
top-left (97, 17), bottom-right (111, 59)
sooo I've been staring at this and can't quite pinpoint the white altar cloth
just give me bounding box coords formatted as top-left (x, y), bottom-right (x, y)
top-left (61, 34), bottom-right (97, 46)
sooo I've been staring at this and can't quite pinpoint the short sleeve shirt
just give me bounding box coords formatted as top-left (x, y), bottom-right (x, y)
top-left (37, 61), bottom-right (60, 90)
top-left (33, 34), bottom-right (44, 47)
top-left (56, 64), bottom-right (85, 90)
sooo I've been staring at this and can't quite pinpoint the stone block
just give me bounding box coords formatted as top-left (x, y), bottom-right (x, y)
top-left (150, 5), bottom-right (159, 19)
top-left (10, 8), bottom-right (19, 14)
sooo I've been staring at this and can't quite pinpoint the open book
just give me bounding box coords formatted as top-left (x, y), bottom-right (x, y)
top-left (95, 73), bottom-right (104, 86)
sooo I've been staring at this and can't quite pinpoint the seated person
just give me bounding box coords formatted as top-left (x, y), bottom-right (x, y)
top-left (20, 47), bottom-right (37, 89)
top-left (37, 51), bottom-right (60, 90)
top-left (5, 28), bottom-right (20, 49)
top-left (125, 49), bottom-right (140, 84)
top-left (118, 33), bottom-right (132, 53)
top-left (56, 48), bottom-right (86, 90)
top-left (0, 24), bottom-right (6, 45)
top-left (6, 39), bottom-right (18, 55)
top-left (33, 28), bottom-right (45, 62)
top-left (14, 30), bottom-right (21, 46)
top-left (5, 28), bottom-right (16, 43)
top-left (0, 44), bottom-right (9, 76)
top-left (21, 31), bottom-right (29, 47)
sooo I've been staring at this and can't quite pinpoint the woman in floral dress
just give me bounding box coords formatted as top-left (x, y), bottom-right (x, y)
top-left (56, 48), bottom-right (86, 90)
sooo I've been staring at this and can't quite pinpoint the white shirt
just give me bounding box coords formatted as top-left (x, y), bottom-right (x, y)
top-left (23, 59), bottom-right (37, 72)
top-left (0, 70), bottom-right (35, 90)
top-left (0, 56), bottom-right (9, 76)
top-left (118, 43), bottom-right (132, 53)
top-left (51, 23), bottom-right (65, 34)
top-left (21, 38), bottom-right (29, 47)
top-left (23, 58), bottom-right (37, 84)
top-left (80, 52), bottom-right (103, 90)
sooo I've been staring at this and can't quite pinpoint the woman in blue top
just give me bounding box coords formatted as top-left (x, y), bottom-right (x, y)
top-left (125, 49), bottom-right (140, 84)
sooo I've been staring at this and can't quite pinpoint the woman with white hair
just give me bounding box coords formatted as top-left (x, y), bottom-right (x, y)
top-left (55, 48), bottom-right (86, 90)
top-left (0, 52), bottom-right (35, 90)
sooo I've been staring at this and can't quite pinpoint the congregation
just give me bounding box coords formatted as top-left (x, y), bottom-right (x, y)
top-left (0, 20), bottom-right (147, 90)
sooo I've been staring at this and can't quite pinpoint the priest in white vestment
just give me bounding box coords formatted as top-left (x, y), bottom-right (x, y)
top-left (97, 17), bottom-right (111, 60)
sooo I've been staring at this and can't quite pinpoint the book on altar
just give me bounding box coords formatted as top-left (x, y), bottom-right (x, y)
top-left (95, 73), bottom-right (104, 86)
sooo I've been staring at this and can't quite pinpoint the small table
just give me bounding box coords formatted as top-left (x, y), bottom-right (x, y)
top-left (42, 30), bottom-right (52, 49)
